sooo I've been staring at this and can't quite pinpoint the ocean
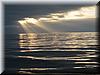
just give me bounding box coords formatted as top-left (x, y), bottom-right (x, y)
top-left (4, 32), bottom-right (99, 74)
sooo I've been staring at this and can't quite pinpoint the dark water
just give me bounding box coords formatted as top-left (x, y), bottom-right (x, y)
top-left (5, 32), bottom-right (99, 74)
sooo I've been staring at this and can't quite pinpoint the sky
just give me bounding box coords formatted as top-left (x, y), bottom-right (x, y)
top-left (4, 4), bottom-right (97, 33)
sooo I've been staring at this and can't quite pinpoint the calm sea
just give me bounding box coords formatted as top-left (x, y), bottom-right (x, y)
top-left (4, 32), bottom-right (99, 74)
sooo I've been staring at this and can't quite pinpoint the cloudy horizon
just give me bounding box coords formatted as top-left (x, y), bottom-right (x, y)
top-left (5, 4), bottom-right (97, 33)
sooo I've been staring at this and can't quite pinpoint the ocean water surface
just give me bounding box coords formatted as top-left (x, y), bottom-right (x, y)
top-left (5, 32), bottom-right (99, 74)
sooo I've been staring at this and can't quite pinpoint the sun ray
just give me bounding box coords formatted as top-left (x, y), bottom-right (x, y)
top-left (18, 5), bottom-right (96, 33)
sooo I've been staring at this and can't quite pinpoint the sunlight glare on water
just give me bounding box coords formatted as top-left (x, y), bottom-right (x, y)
top-left (6, 32), bottom-right (99, 74)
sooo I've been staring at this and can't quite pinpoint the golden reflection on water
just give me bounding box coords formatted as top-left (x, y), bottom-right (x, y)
top-left (73, 65), bottom-right (98, 68)
top-left (19, 32), bottom-right (98, 49)
top-left (17, 32), bottom-right (98, 72)
top-left (16, 55), bottom-right (93, 60)
top-left (20, 68), bottom-right (57, 71)
top-left (74, 62), bottom-right (98, 64)
top-left (18, 49), bottom-right (97, 52)
top-left (18, 71), bottom-right (33, 74)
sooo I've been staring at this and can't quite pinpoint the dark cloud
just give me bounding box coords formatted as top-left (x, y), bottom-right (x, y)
top-left (4, 4), bottom-right (94, 24)
top-left (4, 4), bottom-right (96, 33)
